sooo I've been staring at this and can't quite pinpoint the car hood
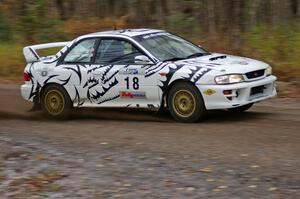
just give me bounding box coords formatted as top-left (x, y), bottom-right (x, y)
top-left (175, 53), bottom-right (269, 74)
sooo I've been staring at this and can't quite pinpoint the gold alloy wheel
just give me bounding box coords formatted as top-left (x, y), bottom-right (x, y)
top-left (44, 90), bottom-right (65, 116)
top-left (172, 89), bottom-right (196, 118)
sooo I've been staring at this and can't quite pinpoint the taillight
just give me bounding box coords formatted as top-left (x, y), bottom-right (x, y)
top-left (23, 72), bottom-right (31, 81)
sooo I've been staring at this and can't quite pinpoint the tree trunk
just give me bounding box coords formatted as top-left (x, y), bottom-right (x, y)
top-left (67, 0), bottom-right (75, 18)
top-left (207, 0), bottom-right (216, 36)
top-left (297, 0), bottom-right (300, 18)
top-left (56, 0), bottom-right (66, 20)
top-left (248, 0), bottom-right (260, 29)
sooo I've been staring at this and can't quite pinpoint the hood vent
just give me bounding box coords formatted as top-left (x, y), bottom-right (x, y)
top-left (209, 55), bottom-right (227, 61)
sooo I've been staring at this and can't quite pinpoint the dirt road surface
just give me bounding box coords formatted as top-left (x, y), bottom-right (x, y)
top-left (0, 84), bottom-right (299, 199)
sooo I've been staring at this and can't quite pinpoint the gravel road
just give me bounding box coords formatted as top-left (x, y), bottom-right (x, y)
top-left (0, 84), bottom-right (299, 199)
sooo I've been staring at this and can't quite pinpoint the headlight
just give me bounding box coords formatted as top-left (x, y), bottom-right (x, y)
top-left (215, 74), bottom-right (244, 84)
top-left (266, 66), bottom-right (272, 76)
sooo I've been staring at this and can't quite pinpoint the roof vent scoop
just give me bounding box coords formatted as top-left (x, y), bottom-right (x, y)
top-left (209, 55), bottom-right (227, 61)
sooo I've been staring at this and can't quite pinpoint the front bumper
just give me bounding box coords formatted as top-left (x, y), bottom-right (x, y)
top-left (197, 75), bottom-right (277, 110)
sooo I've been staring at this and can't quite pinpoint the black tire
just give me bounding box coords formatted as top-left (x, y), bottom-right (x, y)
top-left (228, 103), bottom-right (253, 112)
top-left (167, 82), bottom-right (206, 123)
top-left (41, 85), bottom-right (72, 119)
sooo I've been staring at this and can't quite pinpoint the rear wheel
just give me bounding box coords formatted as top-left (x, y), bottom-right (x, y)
top-left (167, 82), bottom-right (206, 123)
top-left (41, 85), bottom-right (72, 119)
top-left (228, 103), bottom-right (253, 112)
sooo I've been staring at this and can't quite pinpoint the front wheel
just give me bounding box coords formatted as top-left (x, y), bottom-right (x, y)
top-left (167, 82), bottom-right (206, 123)
top-left (41, 85), bottom-right (72, 119)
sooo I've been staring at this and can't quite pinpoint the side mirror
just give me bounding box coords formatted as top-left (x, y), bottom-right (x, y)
top-left (134, 55), bottom-right (153, 65)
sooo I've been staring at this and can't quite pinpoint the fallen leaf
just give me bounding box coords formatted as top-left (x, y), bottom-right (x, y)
top-left (197, 167), bottom-right (212, 173)
top-left (206, 178), bottom-right (215, 182)
top-left (112, 194), bottom-right (123, 198)
top-left (269, 187), bottom-right (277, 191)
top-left (48, 183), bottom-right (63, 192)
top-left (123, 184), bottom-right (132, 187)
top-left (248, 185), bottom-right (257, 188)
top-left (240, 154), bottom-right (249, 157)
top-left (138, 156), bottom-right (147, 159)
top-left (186, 187), bottom-right (196, 191)
top-left (104, 156), bottom-right (113, 161)
top-left (218, 185), bottom-right (228, 189)
top-left (33, 154), bottom-right (45, 160)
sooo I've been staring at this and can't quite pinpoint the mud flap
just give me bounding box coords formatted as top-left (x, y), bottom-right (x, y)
top-left (29, 103), bottom-right (41, 112)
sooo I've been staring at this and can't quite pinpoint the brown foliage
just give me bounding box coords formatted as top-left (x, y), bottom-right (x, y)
top-left (61, 16), bottom-right (129, 37)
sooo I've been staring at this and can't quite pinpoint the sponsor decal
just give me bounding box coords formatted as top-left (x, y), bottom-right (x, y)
top-left (120, 68), bottom-right (145, 75)
top-left (120, 91), bottom-right (146, 99)
top-left (203, 89), bottom-right (216, 96)
top-left (124, 68), bottom-right (138, 75)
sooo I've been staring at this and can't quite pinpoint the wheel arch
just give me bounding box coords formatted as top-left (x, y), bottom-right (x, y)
top-left (160, 79), bottom-right (198, 109)
top-left (39, 83), bottom-right (72, 103)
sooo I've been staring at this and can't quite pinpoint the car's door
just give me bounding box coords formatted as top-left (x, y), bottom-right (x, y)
top-left (89, 37), bottom-right (161, 108)
top-left (56, 38), bottom-right (99, 105)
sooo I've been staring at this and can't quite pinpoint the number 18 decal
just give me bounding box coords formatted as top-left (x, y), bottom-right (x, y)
top-left (125, 77), bottom-right (139, 90)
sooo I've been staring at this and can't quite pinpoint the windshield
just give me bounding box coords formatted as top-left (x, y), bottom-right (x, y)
top-left (134, 32), bottom-right (210, 62)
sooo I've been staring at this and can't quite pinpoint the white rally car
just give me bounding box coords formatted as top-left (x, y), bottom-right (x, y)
top-left (21, 29), bottom-right (277, 122)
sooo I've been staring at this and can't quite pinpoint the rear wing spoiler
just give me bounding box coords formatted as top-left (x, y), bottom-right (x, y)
top-left (23, 42), bottom-right (70, 63)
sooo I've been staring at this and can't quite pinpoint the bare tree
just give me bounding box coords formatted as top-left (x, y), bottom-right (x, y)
top-left (207, 0), bottom-right (216, 35)
top-left (56, 0), bottom-right (66, 20)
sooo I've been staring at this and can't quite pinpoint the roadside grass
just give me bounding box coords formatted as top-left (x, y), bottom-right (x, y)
top-left (0, 43), bottom-right (24, 80)
top-left (0, 44), bottom-right (65, 81)
top-left (243, 24), bottom-right (300, 81)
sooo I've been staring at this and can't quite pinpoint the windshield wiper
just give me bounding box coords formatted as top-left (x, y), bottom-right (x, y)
top-left (186, 52), bottom-right (210, 59)
top-left (163, 52), bottom-right (211, 62)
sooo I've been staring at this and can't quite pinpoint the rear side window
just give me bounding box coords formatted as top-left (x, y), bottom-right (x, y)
top-left (64, 39), bottom-right (97, 63)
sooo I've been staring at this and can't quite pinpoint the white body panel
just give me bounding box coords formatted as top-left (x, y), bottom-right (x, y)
top-left (21, 29), bottom-right (277, 111)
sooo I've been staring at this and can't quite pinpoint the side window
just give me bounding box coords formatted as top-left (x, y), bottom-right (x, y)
top-left (95, 39), bottom-right (143, 65)
top-left (64, 39), bottom-right (97, 63)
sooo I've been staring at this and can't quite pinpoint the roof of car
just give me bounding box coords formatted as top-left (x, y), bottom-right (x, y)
top-left (86, 29), bottom-right (164, 38)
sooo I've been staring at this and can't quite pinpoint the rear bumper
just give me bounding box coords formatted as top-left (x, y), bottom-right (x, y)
top-left (21, 83), bottom-right (34, 102)
top-left (197, 75), bottom-right (277, 110)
